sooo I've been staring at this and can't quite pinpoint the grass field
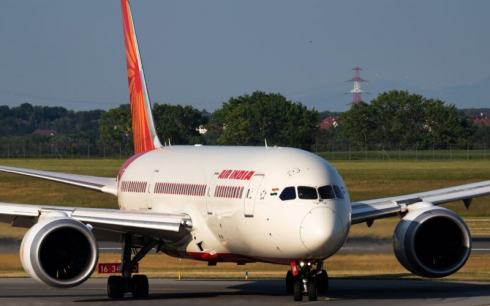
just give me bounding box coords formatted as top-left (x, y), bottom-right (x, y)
top-left (0, 158), bottom-right (489, 280)
top-left (317, 148), bottom-right (489, 161)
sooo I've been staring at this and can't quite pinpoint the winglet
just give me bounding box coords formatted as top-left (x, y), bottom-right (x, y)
top-left (120, 0), bottom-right (162, 154)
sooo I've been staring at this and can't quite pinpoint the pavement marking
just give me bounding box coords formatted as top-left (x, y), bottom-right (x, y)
top-left (472, 249), bottom-right (490, 251)
top-left (284, 300), bottom-right (325, 306)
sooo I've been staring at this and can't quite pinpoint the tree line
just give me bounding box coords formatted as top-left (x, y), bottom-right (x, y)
top-left (0, 90), bottom-right (489, 157)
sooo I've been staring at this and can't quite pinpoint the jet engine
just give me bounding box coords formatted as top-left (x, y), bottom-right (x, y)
top-left (393, 204), bottom-right (471, 278)
top-left (20, 213), bottom-right (99, 288)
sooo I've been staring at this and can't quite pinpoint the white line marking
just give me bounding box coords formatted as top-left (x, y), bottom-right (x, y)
top-left (472, 248), bottom-right (490, 251)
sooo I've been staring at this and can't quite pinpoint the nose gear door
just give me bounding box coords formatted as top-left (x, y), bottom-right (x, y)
top-left (244, 174), bottom-right (264, 217)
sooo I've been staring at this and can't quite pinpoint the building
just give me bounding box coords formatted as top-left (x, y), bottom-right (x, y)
top-left (473, 114), bottom-right (490, 126)
top-left (33, 129), bottom-right (57, 136)
top-left (319, 116), bottom-right (340, 131)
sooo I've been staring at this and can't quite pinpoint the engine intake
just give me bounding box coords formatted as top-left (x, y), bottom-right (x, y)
top-left (20, 215), bottom-right (99, 288)
top-left (393, 205), bottom-right (471, 278)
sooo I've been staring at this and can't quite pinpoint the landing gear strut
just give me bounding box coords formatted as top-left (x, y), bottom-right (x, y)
top-left (107, 234), bottom-right (158, 299)
top-left (286, 261), bottom-right (328, 302)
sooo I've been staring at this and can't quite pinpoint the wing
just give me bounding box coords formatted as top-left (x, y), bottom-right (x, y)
top-left (0, 202), bottom-right (192, 243)
top-left (0, 165), bottom-right (117, 196)
top-left (351, 180), bottom-right (490, 224)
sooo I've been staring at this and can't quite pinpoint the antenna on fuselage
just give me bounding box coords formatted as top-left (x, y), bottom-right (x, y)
top-left (168, 139), bottom-right (172, 147)
top-left (264, 139), bottom-right (268, 148)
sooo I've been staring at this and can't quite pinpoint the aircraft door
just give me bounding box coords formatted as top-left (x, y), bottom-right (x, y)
top-left (244, 174), bottom-right (264, 217)
top-left (206, 173), bottom-right (219, 215)
top-left (147, 169), bottom-right (159, 209)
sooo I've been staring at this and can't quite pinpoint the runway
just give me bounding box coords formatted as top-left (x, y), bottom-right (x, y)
top-left (0, 278), bottom-right (489, 305)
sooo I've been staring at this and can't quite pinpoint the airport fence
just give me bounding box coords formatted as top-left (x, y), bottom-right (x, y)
top-left (0, 140), bottom-right (488, 160)
top-left (0, 140), bottom-right (134, 159)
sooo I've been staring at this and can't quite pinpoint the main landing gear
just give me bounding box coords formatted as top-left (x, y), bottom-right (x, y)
top-left (107, 234), bottom-right (159, 299)
top-left (285, 261), bottom-right (328, 302)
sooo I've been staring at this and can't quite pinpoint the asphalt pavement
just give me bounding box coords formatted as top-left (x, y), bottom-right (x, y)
top-left (0, 278), bottom-right (489, 305)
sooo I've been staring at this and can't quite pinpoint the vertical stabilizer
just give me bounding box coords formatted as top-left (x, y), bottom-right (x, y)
top-left (120, 0), bottom-right (162, 154)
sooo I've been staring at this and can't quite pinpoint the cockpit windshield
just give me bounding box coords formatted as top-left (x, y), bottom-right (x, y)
top-left (297, 186), bottom-right (318, 200)
top-left (318, 185), bottom-right (335, 199)
top-left (279, 186), bottom-right (296, 201)
top-left (333, 185), bottom-right (345, 199)
top-left (279, 184), bottom-right (345, 201)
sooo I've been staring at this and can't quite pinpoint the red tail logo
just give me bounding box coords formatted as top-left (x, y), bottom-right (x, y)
top-left (120, 0), bottom-right (159, 154)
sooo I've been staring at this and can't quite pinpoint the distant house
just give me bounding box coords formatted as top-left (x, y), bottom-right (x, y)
top-left (473, 114), bottom-right (490, 126)
top-left (197, 125), bottom-right (208, 135)
top-left (319, 116), bottom-right (340, 131)
top-left (33, 129), bottom-right (57, 136)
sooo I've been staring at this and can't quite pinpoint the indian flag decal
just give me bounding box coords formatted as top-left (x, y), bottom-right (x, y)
top-left (270, 188), bottom-right (279, 196)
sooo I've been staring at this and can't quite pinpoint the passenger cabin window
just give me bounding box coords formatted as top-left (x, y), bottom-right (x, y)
top-left (279, 187), bottom-right (296, 201)
top-left (333, 185), bottom-right (344, 199)
top-left (318, 185), bottom-right (335, 200)
top-left (298, 186), bottom-right (318, 200)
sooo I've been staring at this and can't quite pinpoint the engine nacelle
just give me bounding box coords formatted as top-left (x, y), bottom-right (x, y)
top-left (393, 205), bottom-right (471, 278)
top-left (20, 214), bottom-right (99, 288)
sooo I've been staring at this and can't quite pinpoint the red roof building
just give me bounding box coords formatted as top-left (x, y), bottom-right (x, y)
top-left (33, 129), bottom-right (57, 136)
top-left (319, 116), bottom-right (340, 131)
top-left (473, 114), bottom-right (490, 126)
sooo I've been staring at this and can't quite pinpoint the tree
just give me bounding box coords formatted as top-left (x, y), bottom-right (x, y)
top-left (99, 104), bottom-right (133, 151)
top-left (319, 110), bottom-right (343, 121)
top-left (152, 103), bottom-right (207, 145)
top-left (340, 90), bottom-right (476, 148)
top-left (212, 91), bottom-right (319, 150)
top-left (99, 103), bottom-right (206, 149)
top-left (474, 124), bottom-right (490, 146)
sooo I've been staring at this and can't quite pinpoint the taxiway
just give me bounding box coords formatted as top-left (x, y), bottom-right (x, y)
top-left (0, 278), bottom-right (488, 305)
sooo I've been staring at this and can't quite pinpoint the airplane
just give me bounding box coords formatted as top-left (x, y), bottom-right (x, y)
top-left (0, 0), bottom-right (489, 302)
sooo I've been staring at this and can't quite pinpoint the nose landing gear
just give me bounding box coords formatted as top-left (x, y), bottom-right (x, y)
top-left (285, 261), bottom-right (328, 302)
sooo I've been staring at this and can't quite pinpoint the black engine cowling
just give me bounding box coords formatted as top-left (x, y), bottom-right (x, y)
top-left (393, 204), bottom-right (471, 278)
top-left (20, 213), bottom-right (99, 288)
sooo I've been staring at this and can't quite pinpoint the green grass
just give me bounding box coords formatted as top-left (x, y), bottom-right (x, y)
top-left (331, 160), bottom-right (490, 217)
top-left (318, 149), bottom-right (489, 161)
top-left (0, 159), bottom-right (119, 209)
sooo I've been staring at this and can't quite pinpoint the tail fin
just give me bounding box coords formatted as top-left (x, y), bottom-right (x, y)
top-left (120, 0), bottom-right (162, 154)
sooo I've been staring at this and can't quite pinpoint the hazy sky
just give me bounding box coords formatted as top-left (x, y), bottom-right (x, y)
top-left (1, 0), bottom-right (489, 112)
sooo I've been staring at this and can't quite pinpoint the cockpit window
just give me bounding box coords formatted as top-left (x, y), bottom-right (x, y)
top-left (333, 185), bottom-right (344, 199)
top-left (279, 187), bottom-right (296, 201)
top-left (297, 186), bottom-right (318, 200)
top-left (318, 185), bottom-right (335, 200)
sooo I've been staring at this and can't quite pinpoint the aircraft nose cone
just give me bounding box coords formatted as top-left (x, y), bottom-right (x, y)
top-left (300, 207), bottom-right (344, 254)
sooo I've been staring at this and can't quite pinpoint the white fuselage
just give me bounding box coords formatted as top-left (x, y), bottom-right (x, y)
top-left (117, 145), bottom-right (351, 264)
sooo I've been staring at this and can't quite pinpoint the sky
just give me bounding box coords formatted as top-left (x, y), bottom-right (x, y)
top-left (1, 0), bottom-right (489, 112)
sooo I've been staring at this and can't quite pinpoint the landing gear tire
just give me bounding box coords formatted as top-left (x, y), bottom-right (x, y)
top-left (293, 280), bottom-right (303, 302)
top-left (286, 271), bottom-right (295, 294)
top-left (132, 275), bottom-right (149, 298)
top-left (308, 279), bottom-right (318, 301)
top-left (106, 234), bottom-right (158, 299)
top-left (107, 275), bottom-right (125, 299)
top-left (317, 269), bottom-right (329, 293)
